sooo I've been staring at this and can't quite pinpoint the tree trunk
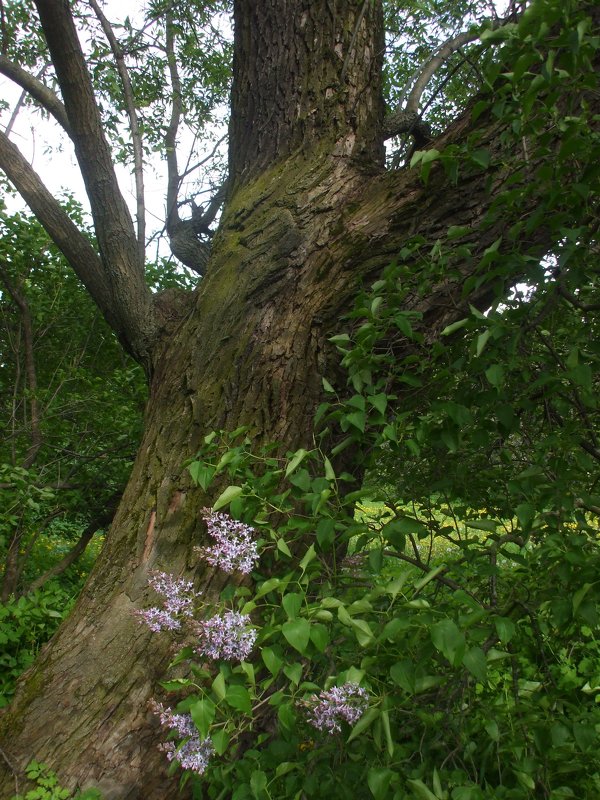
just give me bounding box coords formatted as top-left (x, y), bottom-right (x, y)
top-left (1, 1), bottom-right (594, 797)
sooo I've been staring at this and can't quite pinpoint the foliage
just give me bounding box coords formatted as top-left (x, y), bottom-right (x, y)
top-left (132, 2), bottom-right (600, 797)
top-left (10, 760), bottom-right (102, 800)
top-left (0, 582), bottom-right (76, 708)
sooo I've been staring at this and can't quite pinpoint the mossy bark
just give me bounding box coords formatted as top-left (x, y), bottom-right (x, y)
top-left (0, 131), bottom-right (533, 799)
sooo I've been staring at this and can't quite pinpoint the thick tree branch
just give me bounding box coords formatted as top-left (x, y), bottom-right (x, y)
top-left (405, 30), bottom-right (481, 114)
top-left (0, 55), bottom-right (70, 133)
top-left (33, 0), bottom-right (157, 368)
top-left (384, 22), bottom-right (505, 142)
top-left (0, 132), bottom-right (109, 307)
top-left (89, 0), bottom-right (146, 265)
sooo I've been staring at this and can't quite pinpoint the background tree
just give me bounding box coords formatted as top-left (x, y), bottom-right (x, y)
top-left (0, 0), bottom-right (597, 797)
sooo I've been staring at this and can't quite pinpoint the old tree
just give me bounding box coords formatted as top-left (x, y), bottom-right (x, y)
top-left (1, 0), bottom-right (599, 797)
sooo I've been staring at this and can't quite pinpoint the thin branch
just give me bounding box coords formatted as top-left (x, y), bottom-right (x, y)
top-left (27, 499), bottom-right (118, 593)
top-left (557, 284), bottom-right (600, 312)
top-left (382, 548), bottom-right (482, 602)
top-left (0, 55), bottom-right (70, 133)
top-left (89, 0), bottom-right (146, 265)
top-left (179, 132), bottom-right (228, 180)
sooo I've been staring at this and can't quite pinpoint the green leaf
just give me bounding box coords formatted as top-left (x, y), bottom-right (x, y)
top-left (250, 770), bottom-right (268, 799)
top-left (309, 623), bottom-right (330, 652)
top-left (282, 619), bottom-right (311, 654)
top-left (282, 592), bottom-right (303, 619)
top-left (494, 617), bottom-right (516, 644)
top-left (381, 708), bottom-right (394, 757)
top-left (299, 544), bottom-right (317, 573)
top-left (390, 660), bottom-right (415, 693)
top-left (212, 485), bottom-right (243, 511)
top-left (212, 672), bottom-right (227, 701)
top-left (465, 519), bottom-right (497, 532)
top-left (275, 762), bottom-right (298, 778)
top-left (190, 698), bottom-right (216, 738)
top-left (346, 410), bottom-right (367, 432)
top-left (277, 538), bottom-right (292, 557)
top-left (225, 684), bottom-right (253, 715)
top-left (283, 662), bottom-right (303, 685)
top-left (485, 720), bottom-right (499, 742)
top-left (422, 148), bottom-right (440, 164)
top-left (323, 456), bottom-right (336, 481)
top-left (368, 768), bottom-right (394, 799)
top-left (368, 393), bottom-right (388, 415)
top-left (256, 578), bottom-right (280, 598)
top-left (285, 449), bottom-right (309, 477)
top-left (441, 318), bottom-right (468, 336)
top-left (351, 618), bottom-right (375, 648)
top-left (485, 364), bottom-right (504, 388)
top-left (470, 148), bottom-right (490, 169)
top-left (476, 329), bottom-right (491, 357)
top-left (407, 778), bottom-right (439, 800)
top-left (188, 461), bottom-right (215, 491)
top-left (573, 582), bottom-right (594, 614)
top-left (414, 564), bottom-right (446, 592)
top-left (431, 619), bottom-right (465, 667)
top-left (261, 647), bottom-right (283, 676)
top-left (211, 728), bottom-right (231, 755)
top-left (463, 647), bottom-right (487, 682)
top-left (347, 707), bottom-right (380, 742)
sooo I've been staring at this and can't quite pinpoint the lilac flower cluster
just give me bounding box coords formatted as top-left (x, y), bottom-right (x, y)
top-left (151, 700), bottom-right (214, 775)
top-left (192, 611), bottom-right (257, 661)
top-left (198, 509), bottom-right (259, 574)
top-left (305, 683), bottom-right (369, 734)
top-left (135, 571), bottom-right (199, 632)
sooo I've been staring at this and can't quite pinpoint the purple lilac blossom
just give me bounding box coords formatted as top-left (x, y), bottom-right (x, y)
top-left (135, 571), bottom-right (199, 632)
top-left (135, 606), bottom-right (182, 632)
top-left (198, 509), bottom-right (259, 574)
top-left (151, 700), bottom-right (213, 775)
top-left (192, 610), bottom-right (257, 661)
top-left (305, 683), bottom-right (369, 734)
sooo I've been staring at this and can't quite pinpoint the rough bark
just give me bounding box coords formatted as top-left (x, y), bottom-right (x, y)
top-left (0, 1), bottom-right (596, 798)
top-left (0, 129), bottom-right (535, 800)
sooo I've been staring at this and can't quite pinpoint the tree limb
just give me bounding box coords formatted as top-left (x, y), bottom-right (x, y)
top-left (164, 14), bottom-right (212, 275)
top-left (27, 499), bottom-right (118, 594)
top-left (0, 131), bottom-right (150, 363)
top-left (405, 29), bottom-right (481, 114)
top-left (89, 0), bottom-right (146, 265)
top-left (23, 1), bottom-right (158, 368)
top-left (0, 55), bottom-right (71, 134)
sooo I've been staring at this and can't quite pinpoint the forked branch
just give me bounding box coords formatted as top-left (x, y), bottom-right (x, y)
top-left (89, 0), bottom-right (146, 264)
